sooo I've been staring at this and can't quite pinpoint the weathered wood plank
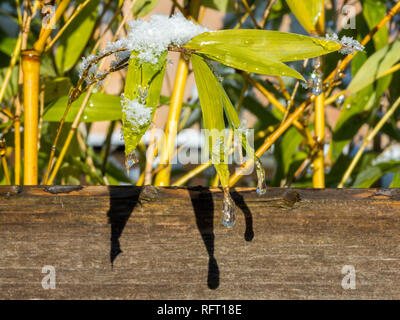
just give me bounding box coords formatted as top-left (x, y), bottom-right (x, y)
top-left (0, 186), bottom-right (400, 299)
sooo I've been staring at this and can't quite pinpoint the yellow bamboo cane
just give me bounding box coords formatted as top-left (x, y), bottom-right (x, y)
top-left (154, 0), bottom-right (202, 186)
top-left (312, 3), bottom-right (326, 188)
top-left (21, 49), bottom-right (40, 185)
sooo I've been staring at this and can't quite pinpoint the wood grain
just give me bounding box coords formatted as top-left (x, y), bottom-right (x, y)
top-left (1, 186), bottom-right (400, 299)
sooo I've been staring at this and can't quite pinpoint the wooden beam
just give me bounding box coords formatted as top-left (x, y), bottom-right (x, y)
top-left (1, 186), bottom-right (400, 299)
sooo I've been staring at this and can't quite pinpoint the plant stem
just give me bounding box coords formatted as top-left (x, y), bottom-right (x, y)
top-left (33, 0), bottom-right (72, 54)
top-left (325, 1), bottom-right (400, 86)
top-left (45, 0), bottom-right (93, 52)
top-left (0, 138), bottom-right (11, 185)
top-left (21, 49), bottom-right (40, 185)
top-left (312, 7), bottom-right (326, 189)
top-left (229, 95), bottom-right (317, 187)
top-left (154, 0), bottom-right (202, 186)
top-left (46, 86), bottom-right (94, 185)
top-left (338, 96), bottom-right (400, 188)
top-left (0, 34), bottom-right (22, 104)
top-left (244, 74), bottom-right (316, 149)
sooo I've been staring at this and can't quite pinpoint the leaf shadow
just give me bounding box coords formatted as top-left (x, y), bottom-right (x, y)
top-left (107, 186), bottom-right (140, 268)
top-left (189, 187), bottom-right (219, 290)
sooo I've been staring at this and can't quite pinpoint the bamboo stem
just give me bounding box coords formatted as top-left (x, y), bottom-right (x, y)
top-left (22, 49), bottom-right (40, 185)
top-left (0, 138), bottom-right (11, 185)
top-left (46, 86), bottom-right (94, 185)
top-left (229, 95), bottom-right (317, 187)
top-left (154, 0), bottom-right (202, 186)
top-left (338, 96), bottom-right (400, 188)
top-left (244, 74), bottom-right (316, 149)
top-left (324, 1), bottom-right (400, 86)
top-left (312, 7), bottom-right (326, 189)
top-left (33, 0), bottom-right (72, 54)
top-left (45, 0), bottom-right (93, 52)
top-left (0, 34), bottom-right (22, 104)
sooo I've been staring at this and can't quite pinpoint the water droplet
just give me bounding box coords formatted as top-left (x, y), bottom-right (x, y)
top-left (125, 150), bottom-right (138, 173)
top-left (336, 94), bottom-right (345, 106)
top-left (255, 157), bottom-right (267, 195)
top-left (222, 187), bottom-right (236, 228)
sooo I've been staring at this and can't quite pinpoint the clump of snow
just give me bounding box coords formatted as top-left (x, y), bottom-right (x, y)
top-left (121, 94), bottom-right (152, 131)
top-left (79, 54), bottom-right (98, 81)
top-left (324, 33), bottom-right (364, 55)
top-left (79, 13), bottom-right (208, 80)
top-left (107, 13), bottom-right (208, 65)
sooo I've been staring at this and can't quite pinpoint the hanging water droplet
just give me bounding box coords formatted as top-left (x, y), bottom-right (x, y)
top-left (255, 157), bottom-right (267, 195)
top-left (125, 150), bottom-right (138, 174)
top-left (336, 94), bottom-right (345, 106)
top-left (222, 187), bottom-right (236, 228)
top-left (83, 115), bottom-right (88, 120)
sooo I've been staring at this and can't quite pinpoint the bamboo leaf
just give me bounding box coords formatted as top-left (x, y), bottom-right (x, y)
top-left (352, 161), bottom-right (400, 188)
top-left (55, 0), bottom-right (99, 74)
top-left (362, 0), bottom-right (388, 50)
top-left (43, 93), bottom-right (121, 122)
top-left (186, 30), bottom-right (340, 79)
top-left (285, 0), bottom-right (323, 34)
top-left (192, 54), bottom-right (230, 186)
top-left (347, 39), bottom-right (400, 94)
top-left (122, 51), bottom-right (166, 163)
top-left (201, 0), bottom-right (234, 12)
top-left (133, 0), bottom-right (160, 18)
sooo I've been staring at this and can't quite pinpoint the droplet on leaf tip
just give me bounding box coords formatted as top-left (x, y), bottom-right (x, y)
top-left (222, 187), bottom-right (236, 228)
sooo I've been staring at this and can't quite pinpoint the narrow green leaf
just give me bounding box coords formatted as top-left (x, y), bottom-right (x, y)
top-left (122, 51), bottom-right (166, 161)
top-left (133, 0), bottom-right (160, 17)
top-left (352, 161), bottom-right (400, 188)
top-left (186, 30), bottom-right (341, 62)
top-left (55, 0), bottom-right (99, 73)
top-left (348, 39), bottom-right (400, 94)
top-left (201, 0), bottom-right (234, 12)
top-left (390, 171), bottom-right (400, 188)
top-left (43, 77), bottom-right (72, 104)
top-left (186, 30), bottom-right (341, 80)
top-left (192, 54), bottom-right (230, 187)
top-left (285, 0), bottom-right (323, 34)
top-left (362, 0), bottom-right (388, 50)
top-left (43, 93), bottom-right (121, 122)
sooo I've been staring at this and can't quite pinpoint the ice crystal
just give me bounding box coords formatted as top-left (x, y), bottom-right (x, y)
top-left (324, 33), bottom-right (364, 55)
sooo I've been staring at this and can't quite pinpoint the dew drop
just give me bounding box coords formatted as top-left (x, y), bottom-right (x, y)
top-left (255, 157), bottom-right (267, 195)
top-left (336, 94), bottom-right (345, 106)
top-left (222, 187), bottom-right (236, 228)
top-left (125, 150), bottom-right (138, 174)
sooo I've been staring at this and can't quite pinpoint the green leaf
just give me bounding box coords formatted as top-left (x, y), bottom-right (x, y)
top-left (347, 39), bottom-right (400, 94)
top-left (55, 0), bottom-right (99, 74)
top-left (390, 171), bottom-right (400, 188)
top-left (43, 92), bottom-right (121, 122)
top-left (192, 54), bottom-right (230, 187)
top-left (352, 161), bottom-right (400, 188)
top-left (133, 0), bottom-right (160, 17)
top-left (186, 30), bottom-right (341, 80)
top-left (122, 51), bottom-right (167, 161)
top-left (362, 0), bottom-right (388, 50)
top-left (201, 0), bottom-right (234, 12)
top-left (43, 77), bottom-right (72, 104)
top-left (273, 126), bottom-right (304, 185)
top-left (330, 87), bottom-right (374, 161)
top-left (285, 0), bottom-right (323, 34)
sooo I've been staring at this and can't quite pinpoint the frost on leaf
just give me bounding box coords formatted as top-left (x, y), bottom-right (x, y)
top-left (122, 52), bottom-right (167, 172)
top-left (324, 33), bottom-right (365, 55)
top-left (105, 13), bottom-right (208, 65)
